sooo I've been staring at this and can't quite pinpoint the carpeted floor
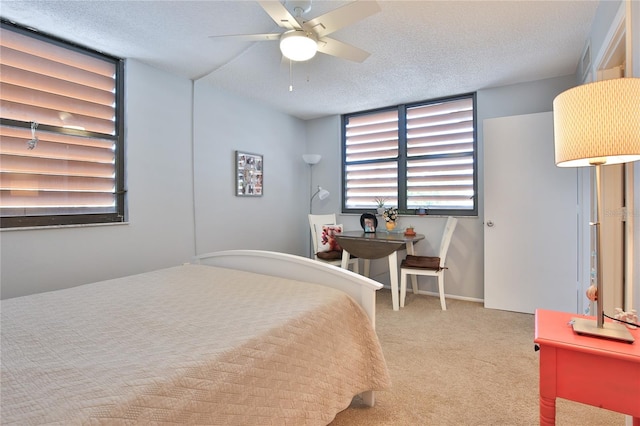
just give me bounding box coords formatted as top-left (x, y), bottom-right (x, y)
top-left (331, 289), bottom-right (625, 425)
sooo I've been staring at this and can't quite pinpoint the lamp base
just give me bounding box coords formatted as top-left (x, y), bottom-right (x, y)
top-left (571, 317), bottom-right (635, 343)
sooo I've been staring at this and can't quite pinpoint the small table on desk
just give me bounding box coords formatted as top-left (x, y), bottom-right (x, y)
top-left (534, 309), bottom-right (640, 426)
top-left (335, 231), bottom-right (425, 311)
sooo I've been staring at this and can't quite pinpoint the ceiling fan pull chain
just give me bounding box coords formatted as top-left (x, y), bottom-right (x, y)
top-left (289, 59), bottom-right (294, 92)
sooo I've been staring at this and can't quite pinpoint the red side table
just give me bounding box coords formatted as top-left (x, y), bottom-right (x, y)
top-left (534, 309), bottom-right (640, 425)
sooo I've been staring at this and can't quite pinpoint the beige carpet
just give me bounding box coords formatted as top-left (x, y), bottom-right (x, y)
top-left (331, 290), bottom-right (625, 425)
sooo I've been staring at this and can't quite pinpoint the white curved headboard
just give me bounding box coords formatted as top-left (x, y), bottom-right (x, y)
top-left (193, 250), bottom-right (382, 327)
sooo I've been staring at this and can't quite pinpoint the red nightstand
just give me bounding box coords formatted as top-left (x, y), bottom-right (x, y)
top-left (534, 309), bottom-right (640, 425)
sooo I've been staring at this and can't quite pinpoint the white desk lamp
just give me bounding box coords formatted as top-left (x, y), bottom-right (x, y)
top-left (553, 77), bottom-right (640, 342)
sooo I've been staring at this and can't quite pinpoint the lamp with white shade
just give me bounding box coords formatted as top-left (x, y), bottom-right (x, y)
top-left (302, 154), bottom-right (321, 166)
top-left (310, 186), bottom-right (330, 212)
top-left (553, 77), bottom-right (640, 342)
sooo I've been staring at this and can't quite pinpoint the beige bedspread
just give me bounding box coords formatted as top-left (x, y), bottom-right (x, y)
top-left (1, 264), bottom-right (390, 425)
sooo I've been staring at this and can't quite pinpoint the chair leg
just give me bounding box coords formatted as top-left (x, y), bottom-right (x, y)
top-left (411, 274), bottom-right (418, 295)
top-left (363, 259), bottom-right (370, 278)
top-left (400, 270), bottom-right (407, 307)
top-left (438, 273), bottom-right (446, 310)
top-left (352, 258), bottom-right (360, 274)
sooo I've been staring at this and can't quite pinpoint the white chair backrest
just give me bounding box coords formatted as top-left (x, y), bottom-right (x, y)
top-left (308, 214), bottom-right (337, 255)
top-left (438, 216), bottom-right (458, 267)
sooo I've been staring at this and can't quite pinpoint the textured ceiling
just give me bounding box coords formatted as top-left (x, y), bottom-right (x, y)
top-left (1, 0), bottom-right (599, 120)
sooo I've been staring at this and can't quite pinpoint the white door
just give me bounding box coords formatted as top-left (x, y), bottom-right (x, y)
top-left (484, 112), bottom-right (578, 314)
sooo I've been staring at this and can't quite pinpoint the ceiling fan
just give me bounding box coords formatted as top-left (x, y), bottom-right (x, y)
top-left (210, 0), bottom-right (381, 63)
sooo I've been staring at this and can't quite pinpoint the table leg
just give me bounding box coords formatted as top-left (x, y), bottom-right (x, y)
top-left (540, 396), bottom-right (556, 426)
top-left (539, 345), bottom-right (557, 426)
top-left (363, 259), bottom-right (371, 277)
top-left (341, 249), bottom-right (350, 270)
top-left (360, 390), bottom-right (375, 407)
top-left (406, 241), bottom-right (418, 294)
top-left (388, 252), bottom-right (400, 311)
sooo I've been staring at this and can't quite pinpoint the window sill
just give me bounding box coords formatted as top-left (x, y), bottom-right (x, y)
top-left (1, 222), bottom-right (130, 232)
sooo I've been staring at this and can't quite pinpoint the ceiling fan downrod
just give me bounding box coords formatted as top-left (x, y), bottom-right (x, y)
top-left (286, 0), bottom-right (312, 17)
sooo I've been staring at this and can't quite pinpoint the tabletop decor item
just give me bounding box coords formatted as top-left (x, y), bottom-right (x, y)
top-left (404, 225), bottom-right (416, 236)
top-left (374, 197), bottom-right (387, 215)
top-left (383, 207), bottom-right (398, 231)
top-left (552, 77), bottom-right (640, 342)
top-left (360, 213), bottom-right (378, 233)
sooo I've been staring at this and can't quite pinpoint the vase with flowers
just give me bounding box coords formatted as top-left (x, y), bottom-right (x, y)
top-left (383, 206), bottom-right (398, 231)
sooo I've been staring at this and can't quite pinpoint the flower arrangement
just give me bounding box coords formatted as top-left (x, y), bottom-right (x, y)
top-left (383, 206), bottom-right (398, 223)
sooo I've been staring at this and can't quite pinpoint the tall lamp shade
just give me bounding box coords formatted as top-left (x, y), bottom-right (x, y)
top-left (552, 77), bottom-right (640, 342)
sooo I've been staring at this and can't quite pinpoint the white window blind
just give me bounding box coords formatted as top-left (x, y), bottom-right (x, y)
top-left (344, 109), bottom-right (399, 209)
top-left (343, 95), bottom-right (476, 215)
top-left (406, 98), bottom-right (475, 210)
top-left (0, 22), bottom-right (123, 227)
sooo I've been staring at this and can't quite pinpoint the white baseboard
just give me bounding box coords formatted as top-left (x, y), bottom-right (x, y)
top-left (415, 289), bottom-right (483, 304)
top-left (379, 284), bottom-right (483, 304)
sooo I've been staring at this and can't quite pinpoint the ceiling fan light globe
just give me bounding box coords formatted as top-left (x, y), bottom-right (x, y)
top-left (280, 30), bottom-right (317, 61)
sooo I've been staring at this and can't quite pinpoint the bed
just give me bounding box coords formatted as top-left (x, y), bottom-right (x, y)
top-left (0, 250), bottom-right (390, 425)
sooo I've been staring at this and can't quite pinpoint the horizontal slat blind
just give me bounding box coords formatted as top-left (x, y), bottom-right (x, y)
top-left (344, 109), bottom-right (399, 209)
top-left (342, 95), bottom-right (476, 214)
top-left (0, 23), bottom-right (121, 225)
top-left (406, 98), bottom-right (475, 211)
top-left (0, 126), bottom-right (116, 215)
top-left (345, 161), bottom-right (398, 208)
top-left (407, 157), bottom-right (474, 209)
top-left (0, 27), bottom-right (116, 132)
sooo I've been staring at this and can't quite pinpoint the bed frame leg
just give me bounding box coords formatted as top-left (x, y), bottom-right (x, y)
top-left (360, 391), bottom-right (375, 407)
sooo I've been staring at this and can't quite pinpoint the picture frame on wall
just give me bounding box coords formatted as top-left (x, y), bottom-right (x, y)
top-left (235, 151), bottom-right (263, 196)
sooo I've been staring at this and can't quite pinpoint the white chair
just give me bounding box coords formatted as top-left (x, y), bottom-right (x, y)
top-left (400, 216), bottom-right (458, 310)
top-left (308, 214), bottom-right (359, 273)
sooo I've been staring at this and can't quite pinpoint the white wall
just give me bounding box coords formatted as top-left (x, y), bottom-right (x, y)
top-left (0, 60), bottom-right (196, 299)
top-left (192, 80), bottom-right (309, 256)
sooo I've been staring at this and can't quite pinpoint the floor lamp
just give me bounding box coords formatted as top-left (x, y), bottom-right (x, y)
top-left (553, 77), bottom-right (640, 342)
top-left (303, 154), bottom-right (330, 257)
top-left (303, 154), bottom-right (324, 213)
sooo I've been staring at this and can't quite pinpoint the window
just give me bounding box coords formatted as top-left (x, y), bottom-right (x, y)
top-left (342, 94), bottom-right (477, 216)
top-left (0, 21), bottom-right (124, 228)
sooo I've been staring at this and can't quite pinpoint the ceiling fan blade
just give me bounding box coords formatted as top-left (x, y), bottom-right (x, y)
top-left (303, 1), bottom-right (381, 38)
top-left (209, 32), bottom-right (282, 42)
top-left (209, 33), bottom-right (281, 42)
top-left (257, 1), bottom-right (303, 30)
top-left (317, 37), bottom-right (370, 63)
